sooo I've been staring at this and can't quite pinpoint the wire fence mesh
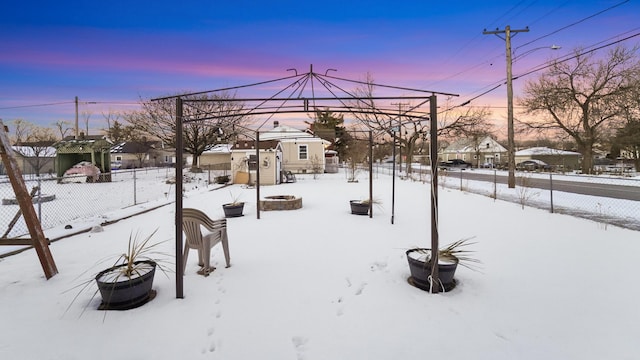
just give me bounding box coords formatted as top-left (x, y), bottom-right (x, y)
top-left (2, 164), bottom-right (638, 242)
top-left (0, 167), bottom-right (225, 239)
top-left (375, 164), bottom-right (640, 231)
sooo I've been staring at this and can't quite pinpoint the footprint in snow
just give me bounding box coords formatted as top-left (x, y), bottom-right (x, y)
top-left (291, 336), bottom-right (308, 360)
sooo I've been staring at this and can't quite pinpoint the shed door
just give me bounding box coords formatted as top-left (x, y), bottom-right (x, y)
top-left (276, 154), bottom-right (281, 184)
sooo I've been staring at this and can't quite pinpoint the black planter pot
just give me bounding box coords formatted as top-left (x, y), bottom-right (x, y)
top-left (95, 260), bottom-right (157, 310)
top-left (406, 248), bottom-right (458, 292)
top-left (350, 200), bottom-right (370, 215)
top-left (223, 203), bottom-right (244, 218)
top-left (215, 175), bottom-right (230, 184)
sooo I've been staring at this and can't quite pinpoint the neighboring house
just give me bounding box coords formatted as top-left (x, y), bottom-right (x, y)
top-left (515, 147), bottom-right (581, 171)
top-left (8, 144), bottom-right (56, 176)
top-left (439, 136), bottom-right (507, 168)
top-left (230, 139), bottom-right (283, 185)
top-left (259, 121), bottom-right (330, 174)
top-left (110, 141), bottom-right (175, 169)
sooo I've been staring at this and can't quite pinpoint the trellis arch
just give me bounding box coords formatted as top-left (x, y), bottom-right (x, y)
top-left (152, 65), bottom-right (458, 297)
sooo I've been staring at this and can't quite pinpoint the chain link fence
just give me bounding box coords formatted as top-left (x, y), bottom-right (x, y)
top-left (0, 167), bottom-right (224, 239)
top-left (2, 163), bottom-right (638, 241)
top-left (375, 164), bottom-right (640, 231)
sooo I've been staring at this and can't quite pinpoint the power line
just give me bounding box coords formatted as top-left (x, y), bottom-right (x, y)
top-left (430, 0), bottom-right (632, 99)
top-left (514, 0), bottom-right (630, 51)
top-left (447, 30), bottom-right (640, 111)
top-left (0, 101), bottom-right (74, 110)
top-left (0, 100), bottom-right (139, 110)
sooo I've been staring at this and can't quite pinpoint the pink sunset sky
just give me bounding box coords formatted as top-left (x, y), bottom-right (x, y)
top-left (1, 0), bottom-right (638, 134)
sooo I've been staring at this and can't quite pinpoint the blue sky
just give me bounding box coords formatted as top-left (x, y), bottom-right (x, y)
top-left (1, 0), bottom-right (639, 131)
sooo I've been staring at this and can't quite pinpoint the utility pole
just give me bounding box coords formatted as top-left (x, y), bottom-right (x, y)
top-left (74, 96), bottom-right (79, 139)
top-left (483, 25), bottom-right (529, 188)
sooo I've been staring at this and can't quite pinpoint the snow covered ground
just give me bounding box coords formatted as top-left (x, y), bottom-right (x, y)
top-left (0, 169), bottom-right (638, 359)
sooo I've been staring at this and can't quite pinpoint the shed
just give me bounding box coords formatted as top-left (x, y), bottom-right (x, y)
top-left (230, 139), bottom-right (282, 185)
top-left (54, 134), bottom-right (113, 181)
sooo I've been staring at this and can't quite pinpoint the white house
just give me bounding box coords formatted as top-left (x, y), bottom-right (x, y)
top-left (439, 136), bottom-right (507, 168)
top-left (259, 121), bottom-right (330, 174)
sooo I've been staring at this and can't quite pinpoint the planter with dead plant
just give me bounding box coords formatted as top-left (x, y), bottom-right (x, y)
top-left (406, 237), bottom-right (480, 292)
top-left (222, 191), bottom-right (245, 217)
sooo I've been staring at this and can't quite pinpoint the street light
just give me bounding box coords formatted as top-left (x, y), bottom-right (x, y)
top-left (513, 45), bottom-right (561, 62)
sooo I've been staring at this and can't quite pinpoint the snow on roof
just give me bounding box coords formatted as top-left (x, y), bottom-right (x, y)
top-left (11, 146), bottom-right (56, 157)
top-left (259, 124), bottom-right (314, 140)
top-left (516, 147), bottom-right (581, 156)
top-left (202, 144), bottom-right (232, 154)
top-left (443, 136), bottom-right (507, 153)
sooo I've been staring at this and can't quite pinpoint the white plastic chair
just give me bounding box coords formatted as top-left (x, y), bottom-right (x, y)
top-left (182, 208), bottom-right (231, 276)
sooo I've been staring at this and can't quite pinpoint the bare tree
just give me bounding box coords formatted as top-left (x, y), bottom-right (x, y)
top-left (344, 135), bottom-right (369, 182)
top-left (81, 110), bottom-right (92, 135)
top-left (53, 120), bottom-right (72, 139)
top-left (125, 92), bottom-right (250, 171)
top-left (350, 73), bottom-right (492, 172)
top-left (102, 109), bottom-right (121, 134)
top-left (518, 46), bottom-right (640, 173)
top-left (10, 119), bottom-right (29, 144)
top-left (10, 120), bottom-right (57, 176)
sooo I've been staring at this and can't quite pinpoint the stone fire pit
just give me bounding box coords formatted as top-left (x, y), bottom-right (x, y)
top-left (259, 195), bottom-right (302, 211)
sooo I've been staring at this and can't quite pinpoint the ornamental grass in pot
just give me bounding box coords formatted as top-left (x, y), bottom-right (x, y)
top-left (406, 237), bottom-right (479, 293)
top-left (222, 191), bottom-right (244, 217)
top-left (93, 229), bottom-right (170, 310)
top-left (66, 228), bottom-right (170, 315)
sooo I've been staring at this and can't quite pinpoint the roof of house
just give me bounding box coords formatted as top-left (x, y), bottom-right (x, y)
top-left (202, 144), bottom-right (233, 154)
top-left (55, 134), bottom-right (112, 150)
top-left (442, 136), bottom-right (507, 153)
top-left (11, 146), bottom-right (57, 157)
top-left (110, 141), bottom-right (156, 154)
top-left (516, 147), bottom-right (581, 156)
top-left (259, 124), bottom-right (315, 140)
top-left (231, 139), bottom-right (281, 151)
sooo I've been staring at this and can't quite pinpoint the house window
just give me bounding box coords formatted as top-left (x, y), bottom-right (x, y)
top-left (116, 156), bottom-right (122, 161)
top-left (298, 145), bottom-right (308, 160)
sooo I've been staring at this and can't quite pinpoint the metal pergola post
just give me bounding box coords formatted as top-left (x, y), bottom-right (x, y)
top-left (255, 131), bottom-right (260, 220)
top-left (429, 95), bottom-right (440, 293)
top-left (175, 97), bottom-right (184, 299)
top-left (368, 130), bottom-right (373, 218)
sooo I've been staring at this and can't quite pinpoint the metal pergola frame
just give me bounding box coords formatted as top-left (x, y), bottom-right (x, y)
top-left (152, 65), bottom-right (457, 297)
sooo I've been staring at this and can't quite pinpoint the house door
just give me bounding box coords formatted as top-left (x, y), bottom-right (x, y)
top-left (484, 156), bottom-right (494, 168)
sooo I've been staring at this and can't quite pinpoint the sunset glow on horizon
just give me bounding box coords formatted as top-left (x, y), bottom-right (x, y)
top-left (2, 0), bottom-right (638, 135)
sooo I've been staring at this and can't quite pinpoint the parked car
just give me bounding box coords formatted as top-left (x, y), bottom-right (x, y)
top-left (61, 161), bottom-right (101, 183)
top-left (516, 159), bottom-right (551, 171)
top-left (438, 159), bottom-right (472, 170)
